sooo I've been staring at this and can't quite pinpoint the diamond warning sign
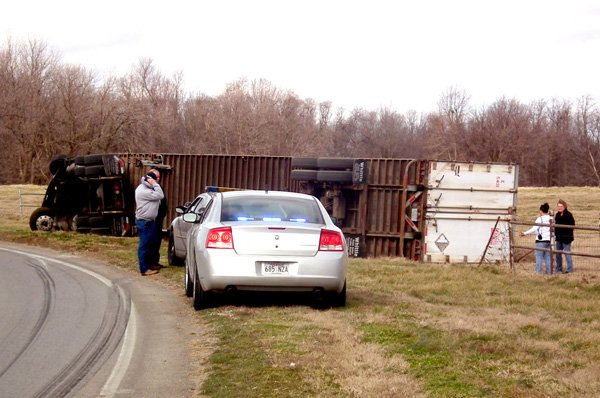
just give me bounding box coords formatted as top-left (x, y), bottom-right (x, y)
top-left (435, 234), bottom-right (450, 252)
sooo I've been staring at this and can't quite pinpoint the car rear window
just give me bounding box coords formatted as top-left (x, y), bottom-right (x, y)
top-left (221, 196), bottom-right (324, 224)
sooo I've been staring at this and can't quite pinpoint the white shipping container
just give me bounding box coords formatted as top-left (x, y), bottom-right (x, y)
top-left (424, 161), bottom-right (518, 263)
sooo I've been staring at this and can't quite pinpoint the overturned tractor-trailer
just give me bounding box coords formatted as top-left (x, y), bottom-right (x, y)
top-left (33, 153), bottom-right (519, 262)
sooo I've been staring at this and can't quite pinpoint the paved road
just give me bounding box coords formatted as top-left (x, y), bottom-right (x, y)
top-left (0, 243), bottom-right (203, 398)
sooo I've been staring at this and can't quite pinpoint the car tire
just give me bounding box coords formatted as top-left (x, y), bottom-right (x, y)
top-left (291, 157), bottom-right (318, 169)
top-left (193, 270), bottom-right (210, 310)
top-left (29, 207), bottom-right (55, 232)
top-left (316, 170), bottom-right (353, 183)
top-left (317, 158), bottom-right (355, 170)
top-left (168, 233), bottom-right (184, 266)
top-left (290, 169), bottom-right (318, 181)
top-left (185, 260), bottom-right (194, 298)
top-left (331, 281), bottom-right (347, 307)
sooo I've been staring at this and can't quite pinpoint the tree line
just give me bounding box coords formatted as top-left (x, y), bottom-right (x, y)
top-left (1, 38), bottom-right (599, 186)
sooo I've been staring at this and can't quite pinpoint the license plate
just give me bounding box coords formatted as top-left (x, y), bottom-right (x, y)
top-left (262, 262), bottom-right (289, 274)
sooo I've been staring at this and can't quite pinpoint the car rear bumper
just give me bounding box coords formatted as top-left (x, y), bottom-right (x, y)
top-left (197, 251), bottom-right (347, 293)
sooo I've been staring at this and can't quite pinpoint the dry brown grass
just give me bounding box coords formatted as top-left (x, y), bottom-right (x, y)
top-left (516, 186), bottom-right (600, 224)
top-left (0, 184), bottom-right (45, 221)
top-left (3, 184), bottom-right (600, 397)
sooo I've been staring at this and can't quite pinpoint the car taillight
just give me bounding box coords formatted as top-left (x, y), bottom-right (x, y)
top-left (319, 229), bottom-right (344, 251)
top-left (206, 227), bottom-right (234, 249)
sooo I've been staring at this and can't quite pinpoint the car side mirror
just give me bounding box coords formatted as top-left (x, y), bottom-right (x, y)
top-left (182, 212), bottom-right (200, 223)
top-left (176, 206), bottom-right (185, 215)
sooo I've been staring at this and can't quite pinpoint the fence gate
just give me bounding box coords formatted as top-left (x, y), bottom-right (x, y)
top-left (510, 221), bottom-right (600, 273)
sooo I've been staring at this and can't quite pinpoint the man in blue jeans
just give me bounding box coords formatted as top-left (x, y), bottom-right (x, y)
top-left (135, 169), bottom-right (164, 276)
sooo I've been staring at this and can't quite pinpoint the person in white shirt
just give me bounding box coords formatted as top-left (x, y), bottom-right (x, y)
top-left (521, 202), bottom-right (552, 274)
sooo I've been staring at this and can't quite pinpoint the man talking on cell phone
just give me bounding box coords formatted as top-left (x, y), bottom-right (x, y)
top-left (135, 168), bottom-right (164, 276)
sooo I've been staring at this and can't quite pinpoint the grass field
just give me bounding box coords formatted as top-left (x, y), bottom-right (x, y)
top-left (1, 185), bottom-right (600, 397)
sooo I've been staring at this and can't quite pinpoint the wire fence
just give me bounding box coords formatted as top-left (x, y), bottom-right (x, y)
top-left (510, 220), bottom-right (600, 275)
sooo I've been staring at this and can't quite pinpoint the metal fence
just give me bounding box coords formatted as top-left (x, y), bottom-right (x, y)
top-left (510, 221), bottom-right (600, 274)
top-left (0, 185), bottom-right (45, 220)
top-left (18, 190), bottom-right (44, 217)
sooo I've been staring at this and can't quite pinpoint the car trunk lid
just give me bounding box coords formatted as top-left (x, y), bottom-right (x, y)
top-left (231, 223), bottom-right (322, 256)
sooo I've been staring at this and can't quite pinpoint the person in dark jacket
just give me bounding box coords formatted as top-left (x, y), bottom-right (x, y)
top-left (554, 199), bottom-right (575, 273)
top-left (149, 194), bottom-right (168, 270)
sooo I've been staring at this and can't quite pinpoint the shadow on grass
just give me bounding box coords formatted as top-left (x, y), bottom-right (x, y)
top-left (205, 290), bottom-right (342, 311)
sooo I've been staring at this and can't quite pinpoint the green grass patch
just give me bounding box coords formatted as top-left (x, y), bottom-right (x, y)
top-left (201, 309), bottom-right (329, 398)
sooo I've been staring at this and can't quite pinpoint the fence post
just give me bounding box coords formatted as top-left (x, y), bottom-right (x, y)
top-left (549, 216), bottom-right (555, 274)
top-left (19, 189), bottom-right (23, 217)
top-left (509, 222), bottom-right (514, 271)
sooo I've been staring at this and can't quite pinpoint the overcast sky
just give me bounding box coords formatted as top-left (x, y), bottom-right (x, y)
top-left (2, 0), bottom-right (600, 114)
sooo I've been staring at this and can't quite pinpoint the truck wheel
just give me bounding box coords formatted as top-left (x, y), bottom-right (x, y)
top-left (83, 154), bottom-right (106, 165)
top-left (291, 170), bottom-right (318, 181)
top-left (84, 165), bottom-right (105, 176)
top-left (317, 158), bottom-right (355, 170)
top-left (49, 154), bottom-right (68, 175)
top-left (291, 157), bottom-right (318, 169)
top-left (73, 165), bottom-right (86, 176)
top-left (73, 215), bottom-right (90, 232)
top-left (316, 170), bottom-right (353, 183)
top-left (29, 207), bottom-right (55, 232)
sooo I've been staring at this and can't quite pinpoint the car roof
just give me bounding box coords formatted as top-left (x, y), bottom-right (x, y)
top-left (220, 190), bottom-right (316, 200)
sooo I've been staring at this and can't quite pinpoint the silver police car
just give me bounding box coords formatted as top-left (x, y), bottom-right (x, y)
top-left (183, 190), bottom-right (348, 309)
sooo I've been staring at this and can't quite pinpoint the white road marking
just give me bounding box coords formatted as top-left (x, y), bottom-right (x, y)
top-left (100, 299), bottom-right (137, 397)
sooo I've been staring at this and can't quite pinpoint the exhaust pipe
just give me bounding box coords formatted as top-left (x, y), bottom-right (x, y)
top-left (312, 287), bottom-right (325, 299)
top-left (225, 286), bottom-right (237, 294)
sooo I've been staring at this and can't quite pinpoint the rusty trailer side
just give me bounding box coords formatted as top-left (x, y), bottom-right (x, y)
top-left (119, 153), bottom-right (293, 228)
top-left (348, 159), bottom-right (428, 260)
top-left (121, 153), bottom-right (429, 260)
top-left (118, 153), bottom-right (516, 262)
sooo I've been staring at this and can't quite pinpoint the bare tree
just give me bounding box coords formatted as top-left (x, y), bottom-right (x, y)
top-left (116, 58), bottom-right (185, 152)
top-left (0, 38), bottom-right (60, 183)
top-left (425, 87), bottom-right (471, 160)
top-left (574, 96), bottom-right (600, 186)
top-left (467, 98), bottom-right (531, 162)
